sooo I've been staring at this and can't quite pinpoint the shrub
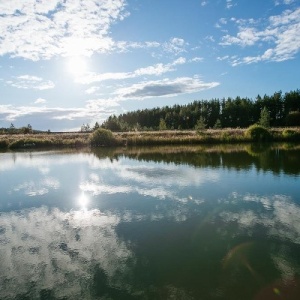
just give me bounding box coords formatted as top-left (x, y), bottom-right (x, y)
top-left (245, 125), bottom-right (271, 142)
top-left (283, 129), bottom-right (295, 137)
top-left (90, 128), bottom-right (116, 147)
top-left (282, 129), bottom-right (300, 141)
top-left (0, 140), bottom-right (8, 149)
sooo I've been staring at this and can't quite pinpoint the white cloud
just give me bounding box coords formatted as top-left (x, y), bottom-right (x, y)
top-left (190, 57), bottom-right (204, 62)
top-left (163, 38), bottom-right (188, 55)
top-left (115, 77), bottom-right (220, 99)
top-left (34, 98), bottom-right (47, 104)
top-left (13, 177), bottom-right (60, 196)
top-left (6, 75), bottom-right (55, 90)
top-left (220, 7), bottom-right (300, 65)
top-left (116, 40), bottom-right (161, 52)
top-left (0, 102), bottom-right (117, 130)
top-left (275, 0), bottom-right (295, 5)
top-left (85, 86), bottom-right (101, 95)
top-left (226, 0), bottom-right (235, 9)
top-left (0, 207), bottom-right (131, 299)
top-left (220, 193), bottom-right (300, 245)
top-left (75, 57), bottom-right (187, 84)
top-left (0, 0), bottom-right (128, 60)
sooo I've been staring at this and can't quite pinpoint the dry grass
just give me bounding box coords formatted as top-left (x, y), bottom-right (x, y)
top-left (0, 127), bottom-right (299, 150)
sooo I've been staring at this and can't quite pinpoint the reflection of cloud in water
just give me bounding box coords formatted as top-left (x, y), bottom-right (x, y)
top-left (12, 177), bottom-right (60, 196)
top-left (80, 179), bottom-right (204, 206)
top-left (0, 152), bottom-right (94, 173)
top-left (117, 163), bottom-right (220, 187)
top-left (220, 194), bottom-right (300, 244)
top-left (272, 252), bottom-right (297, 282)
top-left (81, 158), bottom-right (215, 206)
top-left (0, 207), bottom-right (132, 298)
top-left (220, 193), bottom-right (300, 281)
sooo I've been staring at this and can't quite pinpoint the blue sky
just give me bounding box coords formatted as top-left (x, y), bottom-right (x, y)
top-left (0, 0), bottom-right (299, 131)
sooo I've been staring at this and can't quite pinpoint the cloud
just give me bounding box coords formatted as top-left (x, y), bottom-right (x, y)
top-left (115, 77), bottom-right (220, 99)
top-left (6, 75), bottom-right (55, 90)
top-left (0, 207), bottom-right (131, 299)
top-left (34, 98), bottom-right (47, 104)
top-left (189, 57), bottom-right (204, 62)
top-left (163, 38), bottom-right (188, 55)
top-left (275, 0), bottom-right (295, 5)
top-left (226, 0), bottom-right (235, 9)
top-left (0, 101), bottom-right (118, 130)
top-left (13, 177), bottom-right (60, 196)
top-left (220, 193), bottom-right (300, 245)
top-left (85, 86), bottom-right (101, 95)
top-left (0, 0), bottom-right (128, 60)
top-left (219, 7), bottom-right (300, 65)
top-left (116, 40), bottom-right (161, 53)
top-left (75, 57), bottom-right (187, 84)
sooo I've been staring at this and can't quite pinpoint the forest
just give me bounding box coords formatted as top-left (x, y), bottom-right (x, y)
top-left (101, 90), bottom-right (300, 131)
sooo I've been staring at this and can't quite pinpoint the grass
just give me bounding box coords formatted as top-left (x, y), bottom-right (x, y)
top-left (0, 132), bottom-right (90, 150)
top-left (0, 127), bottom-right (299, 150)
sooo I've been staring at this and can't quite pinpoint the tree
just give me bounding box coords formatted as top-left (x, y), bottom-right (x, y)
top-left (81, 123), bottom-right (91, 132)
top-left (213, 119), bottom-right (222, 129)
top-left (9, 123), bottom-right (15, 134)
top-left (195, 116), bottom-right (206, 131)
top-left (93, 122), bottom-right (100, 131)
top-left (159, 118), bottom-right (167, 130)
top-left (259, 107), bottom-right (271, 128)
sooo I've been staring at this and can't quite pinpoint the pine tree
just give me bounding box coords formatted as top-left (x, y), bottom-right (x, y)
top-left (259, 107), bottom-right (270, 128)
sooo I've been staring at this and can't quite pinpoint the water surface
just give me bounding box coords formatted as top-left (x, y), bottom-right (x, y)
top-left (0, 144), bottom-right (300, 299)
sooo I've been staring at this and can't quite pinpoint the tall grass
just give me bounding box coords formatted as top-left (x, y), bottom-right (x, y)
top-left (0, 127), bottom-right (299, 150)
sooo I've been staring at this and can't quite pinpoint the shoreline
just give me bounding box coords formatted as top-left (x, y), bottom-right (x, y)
top-left (0, 127), bottom-right (300, 150)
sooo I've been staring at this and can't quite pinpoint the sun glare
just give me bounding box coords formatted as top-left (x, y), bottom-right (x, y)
top-left (78, 192), bottom-right (89, 209)
top-left (67, 56), bottom-right (87, 77)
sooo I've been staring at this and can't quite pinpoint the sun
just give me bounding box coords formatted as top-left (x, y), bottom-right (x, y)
top-left (67, 56), bottom-right (87, 77)
top-left (78, 192), bottom-right (89, 209)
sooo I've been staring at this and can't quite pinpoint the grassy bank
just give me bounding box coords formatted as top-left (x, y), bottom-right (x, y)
top-left (0, 127), bottom-right (300, 150)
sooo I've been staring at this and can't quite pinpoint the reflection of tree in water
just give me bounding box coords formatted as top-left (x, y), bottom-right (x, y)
top-left (92, 144), bottom-right (300, 176)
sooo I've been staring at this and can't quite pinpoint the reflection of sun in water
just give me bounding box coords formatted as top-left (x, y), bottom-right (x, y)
top-left (78, 192), bottom-right (89, 210)
top-left (67, 56), bottom-right (87, 77)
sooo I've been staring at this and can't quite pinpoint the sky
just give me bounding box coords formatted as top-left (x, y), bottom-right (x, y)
top-left (0, 0), bottom-right (299, 131)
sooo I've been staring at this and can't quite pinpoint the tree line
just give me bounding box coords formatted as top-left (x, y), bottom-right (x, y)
top-left (101, 90), bottom-right (300, 131)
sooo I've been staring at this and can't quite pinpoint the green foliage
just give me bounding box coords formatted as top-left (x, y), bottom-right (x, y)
top-left (159, 118), bottom-right (167, 130)
top-left (81, 123), bottom-right (91, 132)
top-left (93, 122), bottom-right (100, 131)
top-left (282, 129), bottom-right (300, 141)
top-left (8, 138), bottom-right (53, 149)
top-left (100, 89), bottom-right (300, 131)
top-left (259, 107), bottom-right (271, 128)
top-left (195, 116), bottom-right (206, 132)
top-left (213, 119), bottom-right (222, 129)
top-left (90, 128), bottom-right (117, 147)
top-left (245, 125), bottom-right (271, 142)
top-left (286, 111), bottom-right (300, 126)
top-left (0, 140), bottom-right (8, 149)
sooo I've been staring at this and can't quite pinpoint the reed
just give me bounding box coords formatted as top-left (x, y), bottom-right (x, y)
top-left (0, 127), bottom-right (299, 150)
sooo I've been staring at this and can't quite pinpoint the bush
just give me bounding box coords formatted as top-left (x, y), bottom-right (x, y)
top-left (245, 125), bottom-right (272, 142)
top-left (0, 140), bottom-right (8, 149)
top-left (282, 129), bottom-right (300, 141)
top-left (90, 128), bottom-right (116, 147)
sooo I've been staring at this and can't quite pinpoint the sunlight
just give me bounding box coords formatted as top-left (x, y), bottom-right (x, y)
top-left (78, 191), bottom-right (89, 210)
top-left (67, 56), bottom-right (87, 77)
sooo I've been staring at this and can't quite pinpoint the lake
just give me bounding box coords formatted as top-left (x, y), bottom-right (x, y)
top-left (0, 144), bottom-right (300, 300)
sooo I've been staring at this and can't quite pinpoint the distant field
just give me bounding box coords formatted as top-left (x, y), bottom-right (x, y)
top-left (0, 127), bottom-right (300, 150)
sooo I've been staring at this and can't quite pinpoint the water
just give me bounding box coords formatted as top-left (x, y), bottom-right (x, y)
top-left (0, 144), bottom-right (299, 299)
